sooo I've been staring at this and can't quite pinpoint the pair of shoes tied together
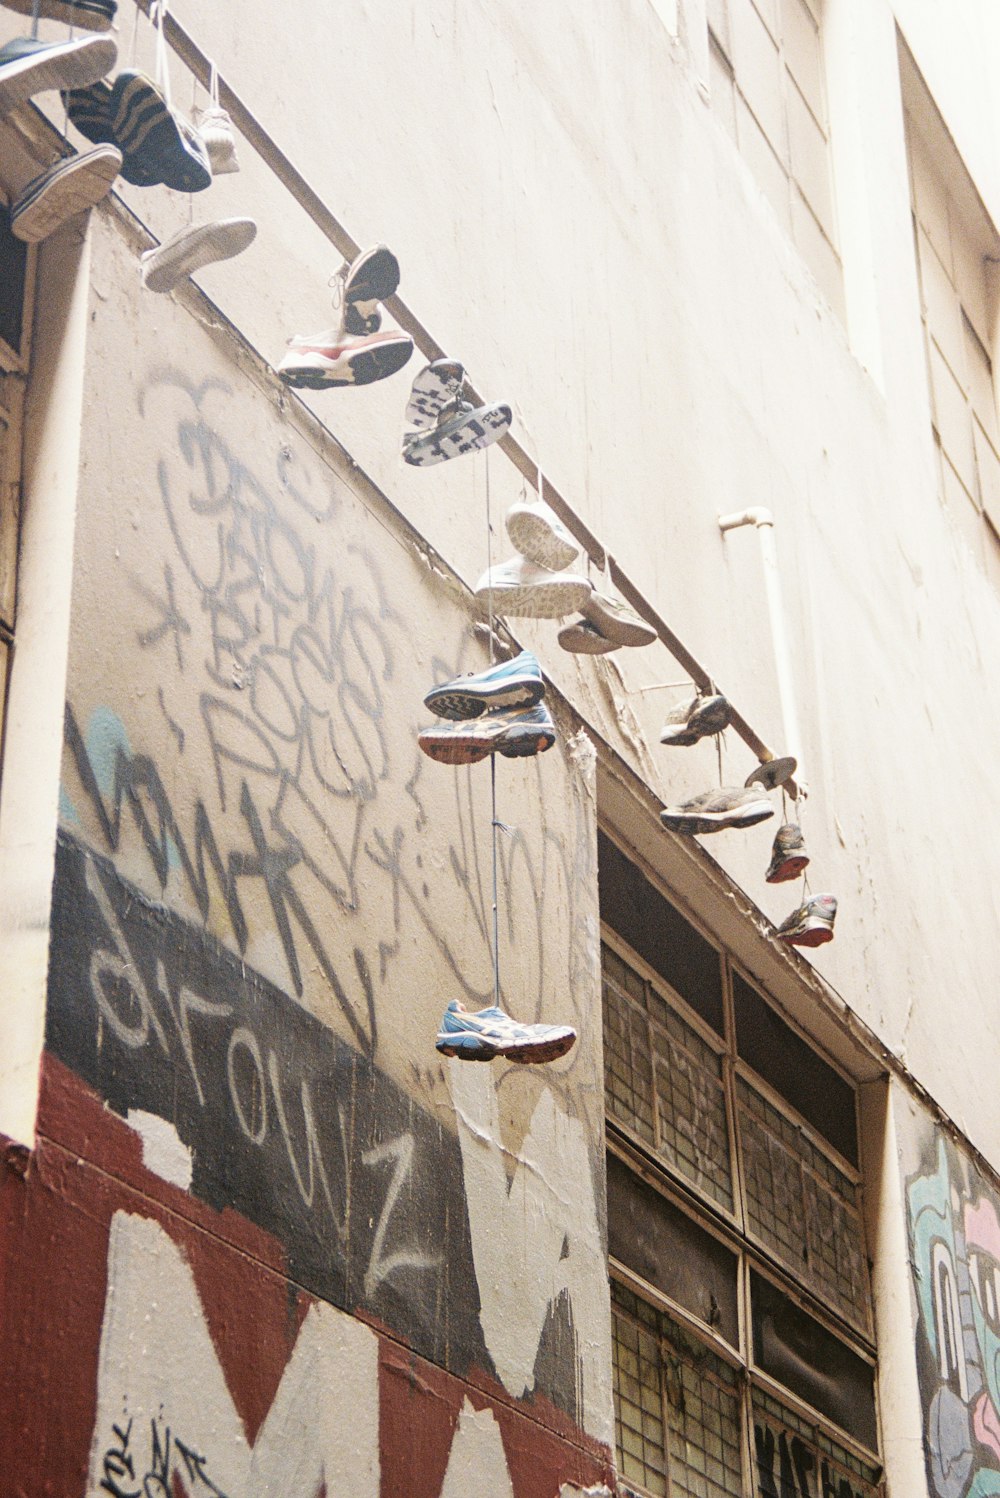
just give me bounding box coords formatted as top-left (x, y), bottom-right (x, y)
top-left (402, 359), bottom-right (511, 467)
top-left (418, 652), bottom-right (554, 764)
top-left (278, 245), bottom-right (413, 390)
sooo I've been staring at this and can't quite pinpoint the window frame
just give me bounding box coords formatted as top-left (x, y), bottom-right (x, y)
top-left (601, 830), bottom-right (882, 1496)
top-left (0, 188), bottom-right (35, 773)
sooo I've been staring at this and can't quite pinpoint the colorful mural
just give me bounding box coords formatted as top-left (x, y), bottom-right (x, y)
top-left (908, 1135), bottom-right (1000, 1498)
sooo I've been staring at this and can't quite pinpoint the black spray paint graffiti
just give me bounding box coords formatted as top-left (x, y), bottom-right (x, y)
top-left (48, 833), bottom-right (584, 1425)
top-left (753, 1421), bottom-right (869, 1498)
top-left (99, 1414), bottom-right (228, 1498)
top-left (64, 370), bottom-right (593, 1067)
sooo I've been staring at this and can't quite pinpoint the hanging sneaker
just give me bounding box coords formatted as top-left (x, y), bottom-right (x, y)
top-left (277, 326), bottom-right (413, 389)
top-left (331, 244), bottom-right (401, 336)
top-left (111, 71), bottom-right (211, 192)
top-left (745, 757), bottom-right (797, 790)
top-left (1, 0), bottom-right (115, 31)
top-left (191, 104), bottom-right (239, 173)
top-left (475, 556), bottom-right (592, 619)
top-left (140, 218), bottom-right (257, 292)
top-left (659, 694), bottom-right (732, 746)
top-left (403, 395), bottom-right (512, 467)
top-left (580, 592), bottom-right (657, 649)
top-left (10, 144), bottom-right (121, 243)
top-left (765, 822), bottom-right (809, 883)
top-left (777, 893), bottom-right (837, 948)
top-left (435, 1001), bottom-right (576, 1063)
top-left (660, 786), bottom-right (774, 835)
top-left (62, 79), bottom-right (116, 143)
top-left (557, 618), bottom-right (618, 655)
top-left (418, 703), bottom-right (556, 765)
top-left (0, 35), bottom-right (116, 118)
top-left (406, 358), bottom-right (465, 428)
top-left (424, 651), bottom-right (544, 720)
top-left (505, 499), bottom-right (578, 571)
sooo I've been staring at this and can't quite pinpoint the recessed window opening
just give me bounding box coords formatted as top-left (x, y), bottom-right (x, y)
top-left (707, 0), bottom-right (844, 320)
top-left (901, 36), bottom-right (1000, 570)
top-left (601, 827), bottom-right (882, 1498)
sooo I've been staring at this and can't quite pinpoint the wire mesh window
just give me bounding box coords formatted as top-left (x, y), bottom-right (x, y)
top-left (751, 1387), bottom-right (882, 1498)
top-left (613, 1282), bottom-right (744, 1498)
top-left (603, 941), bottom-right (733, 1211)
top-left (737, 1078), bottom-right (870, 1335)
top-left (600, 839), bottom-right (881, 1497)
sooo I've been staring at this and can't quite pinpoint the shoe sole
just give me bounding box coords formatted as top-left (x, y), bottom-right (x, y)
top-left (660, 799), bottom-right (774, 835)
top-left (505, 507), bottom-right (578, 571)
top-left (406, 359), bottom-right (465, 429)
top-left (11, 146), bottom-right (120, 243)
top-left (113, 74), bottom-right (212, 193)
top-left (2, 0), bottom-right (114, 31)
top-left (580, 595), bottom-right (657, 648)
top-left (476, 575), bottom-right (592, 620)
top-left (0, 36), bottom-right (116, 115)
top-left (558, 620), bottom-right (617, 655)
top-left (279, 336), bottom-right (413, 389)
top-left (765, 855), bottom-right (809, 884)
top-left (779, 920), bottom-right (834, 948)
top-left (342, 245), bottom-right (400, 335)
top-left (403, 403), bottom-right (511, 467)
top-left (424, 672), bottom-right (545, 720)
top-left (63, 81), bottom-right (116, 144)
top-left (436, 1028), bottom-right (576, 1063)
top-left (141, 218), bottom-right (257, 292)
top-left (419, 720), bottom-right (554, 765)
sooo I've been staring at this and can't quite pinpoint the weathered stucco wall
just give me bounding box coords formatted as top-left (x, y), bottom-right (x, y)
top-left (1, 0), bottom-right (999, 1491)
top-left (0, 205), bottom-right (612, 1490)
top-left (31, 0), bottom-right (993, 1153)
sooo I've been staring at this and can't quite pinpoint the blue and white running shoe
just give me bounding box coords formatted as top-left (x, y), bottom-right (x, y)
top-left (424, 651), bottom-right (545, 720)
top-left (435, 1002), bottom-right (576, 1064)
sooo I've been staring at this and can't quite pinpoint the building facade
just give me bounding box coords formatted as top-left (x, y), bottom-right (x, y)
top-left (1, 2), bottom-right (999, 1496)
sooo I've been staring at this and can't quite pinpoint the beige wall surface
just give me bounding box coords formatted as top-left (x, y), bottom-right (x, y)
top-left (1, 0), bottom-right (999, 1295)
top-left (85, 0), bottom-right (996, 1152)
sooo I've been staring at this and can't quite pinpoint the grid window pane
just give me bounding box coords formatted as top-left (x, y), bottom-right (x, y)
top-left (612, 1283), bottom-right (744, 1498)
top-left (752, 1387), bottom-right (883, 1498)
top-left (603, 943), bottom-right (732, 1210)
top-left (738, 1079), bottom-right (870, 1334)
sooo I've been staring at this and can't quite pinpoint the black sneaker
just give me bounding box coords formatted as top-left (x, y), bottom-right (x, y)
top-left (660, 786), bottom-right (773, 835)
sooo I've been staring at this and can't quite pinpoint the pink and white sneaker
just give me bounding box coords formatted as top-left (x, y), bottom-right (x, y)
top-left (277, 326), bottom-right (413, 389)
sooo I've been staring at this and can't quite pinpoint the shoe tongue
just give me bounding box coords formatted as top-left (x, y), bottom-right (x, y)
top-left (477, 1006), bottom-right (508, 1020)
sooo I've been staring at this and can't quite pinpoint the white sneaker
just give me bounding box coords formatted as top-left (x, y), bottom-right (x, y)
top-left (505, 500), bottom-right (578, 571)
top-left (192, 104), bottom-right (239, 173)
top-left (140, 217), bottom-right (257, 293)
top-left (475, 556), bottom-right (592, 619)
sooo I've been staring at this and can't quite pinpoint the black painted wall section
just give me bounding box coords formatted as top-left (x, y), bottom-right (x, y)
top-left (47, 833), bottom-right (526, 1402)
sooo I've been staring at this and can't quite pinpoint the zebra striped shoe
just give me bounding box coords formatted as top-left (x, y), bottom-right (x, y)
top-left (63, 80), bottom-right (116, 145)
top-left (111, 70), bottom-right (211, 192)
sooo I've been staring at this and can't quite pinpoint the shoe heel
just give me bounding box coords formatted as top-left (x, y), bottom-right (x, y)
top-left (436, 1033), bottom-right (497, 1060)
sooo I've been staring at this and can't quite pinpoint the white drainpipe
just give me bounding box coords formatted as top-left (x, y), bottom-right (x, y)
top-left (718, 508), bottom-right (806, 797)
